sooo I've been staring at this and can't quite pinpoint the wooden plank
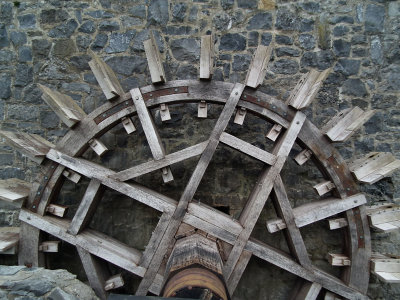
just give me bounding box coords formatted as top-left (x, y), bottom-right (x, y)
top-left (198, 101), bottom-right (207, 118)
top-left (89, 138), bottom-right (108, 156)
top-left (294, 149), bottom-right (312, 165)
top-left (371, 259), bottom-right (400, 273)
top-left (227, 250), bottom-right (252, 295)
top-left (46, 204), bottom-right (68, 217)
top-left (368, 207), bottom-right (400, 225)
top-left (77, 245), bottom-right (109, 300)
top-left (39, 84), bottom-right (86, 128)
top-left (18, 222), bottom-right (45, 267)
top-left (328, 218), bottom-right (348, 230)
top-left (266, 194), bottom-right (367, 233)
top-left (328, 253), bottom-right (351, 266)
top-left (121, 117), bottom-right (136, 134)
top-left (373, 271), bottom-right (400, 283)
top-left (131, 88), bottom-right (173, 183)
top-left (245, 44), bottom-right (273, 88)
top-left (322, 107), bottom-right (375, 142)
top-left (88, 49), bottom-right (124, 101)
top-left (313, 180), bottom-right (335, 196)
top-left (0, 227), bottom-right (19, 252)
top-left (68, 179), bottom-right (105, 235)
top-left (135, 83), bottom-right (245, 296)
top-left (0, 178), bottom-right (31, 207)
top-left (233, 107), bottom-right (246, 125)
top-left (112, 142), bottom-right (207, 181)
top-left (266, 124), bottom-right (282, 141)
top-left (200, 35), bottom-right (213, 79)
top-left (295, 282), bottom-right (322, 300)
top-left (0, 130), bottom-right (54, 164)
top-left (39, 241), bottom-right (60, 252)
top-left (62, 169), bottom-right (81, 183)
top-left (144, 32), bottom-right (165, 84)
top-left (219, 132), bottom-right (276, 165)
top-left (104, 274), bottom-right (124, 291)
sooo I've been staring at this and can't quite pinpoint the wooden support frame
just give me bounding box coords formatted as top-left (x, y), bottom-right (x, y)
top-left (366, 204), bottom-right (400, 232)
top-left (200, 35), bottom-right (214, 79)
top-left (121, 117), bottom-right (136, 134)
top-left (294, 149), bottom-right (313, 165)
top-left (328, 218), bottom-right (348, 230)
top-left (313, 180), bottom-right (335, 196)
top-left (45, 204), bottom-right (67, 217)
top-left (39, 241), bottom-right (60, 252)
top-left (104, 274), bottom-right (124, 291)
top-left (89, 138), bottom-right (108, 156)
top-left (144, 32), bottom-right (165, 84)
top-left (295, 281), bottom-right (322, 300)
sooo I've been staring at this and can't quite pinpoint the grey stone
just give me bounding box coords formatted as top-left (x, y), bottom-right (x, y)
top-left (299, 2), bottom-right (320, 13)
top-left (85, 10), bottom-right (114, 19)
top-left (271, 59), bottom-right (299, 75)
top-left (365, 4), bottom-right (385, 34)
top-left (219, 33), bottom-right (246, 51)
top-left (18, 46), bottom-right (32, 62)
top-left (162, 26), bottom-right (195, 36)
top-left (298, 34), bottom-right (315, 50)
top-left (40, 110), bottom-right (59, 128)
top-left (172, 3), bottom-right (187, 22)
top-left (0, 266), bottom-right (25, 275)
top-left (232, 54), bottom-right (251, 71)
top-left (237, 0), bottom-right (258, 9)
top-left (248, 31), bottom-right (258, 47)
top-left (247, 12), bottom-right (272, 30)
top-left (99, 20), bottom-right (120, 32)
top-left (0, 3), bottom-right (13, 24)
top-left (171, 38), bottom-right (200, 62)
top-left (8, 104), bottom-right (39, 121)
top-left (333, 25), bottom-right (349, 37)
top-left (69, 55), bottom-right (91, 71)
top-left (15, 64), bottom-right (33, 87)
top-left (261, 33), bottom-right (272, 46)
top-left (221, 0), bottom-right (234, 10)
top-left (32, 39), bottom-right (51, 58)
top-left (276, 9), bottom-right (298, 31)
top-left (333, 39), bottom-right (351, 57)
top-left (0, 73), bottom-right (11, 99)
top-left (334, 59), bottom-right (361, 76)
top-left (48, 287), bottom-right (79, 300)
top-left (330, 15), bottom-right (354, 24)
top-left (91, 33), bottom-right (107, 50)
top-left (352, 48), bottom-right (367, 57)
top-left (48, 19), bottom-right (78, 38)
top-left (105, 30), bottom-right (135, 53)
top-left (18, 14), bottom-right (36, 29)
top-left (0, 25), bottom-right (9, 49)
top-left (316, 50), bottom-right (335, 69)
top-left (105, 56), bottom-right (147, 76)
top-left (40, 9), bottom-right (68, 24)
top-left (131, 29), bottom-right (149, 52)
top-left (188, 6), bottom-right (198, 22)
top-left (213, 13), bottom-right (231, 31)
top-left (121, 16), bottom-right (142, 27)
top-left (370, 36), bottom-right (383, 65)
top-left (0, 153), bottom-right (13, 165)
top-left (129, 5), bottom-right (146, 18)
top-left (147, 0), bottom-right (169, 26)
top-left (388, 2), bottom-right (400, 17)
top-left (356, 3), bottom-right (364, 23)
top-left (351, 35), bottom-right (367, 45)
top-left (341, 79), bottom-right (368, 97)
top-left (381, 65), bottom-right (400, 91)
top-left (10, 31), bottom-right (27, 46)
top-left (299, 18), bottom-right (314, 32)
top-left (62, 82), bottom-right (91, 94)
top-left (78, 20), bottom-right (96, 34)
top-left (53, 39), bottom-right (76, 57)
top-left (1, 278), bottom-right (55, 297)
top-left (176, 64), bottom-right (198, 79)
top-left (387, 47), bottom-right (400, 65)
top-left (275, 47), bottom-right (300, 57)
top-left (76, 35), bottom-right (92, 51)
top-left (276, 35), bottom-right (293, 45)
top-left (23, 84), bottom-right (43, 104)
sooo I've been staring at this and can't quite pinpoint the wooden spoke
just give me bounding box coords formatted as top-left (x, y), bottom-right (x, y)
top-left (18, 223), bottom-right (44, 267)
top-left (294, 281), bottom-right (322, 300)
top-left (226, 250), bottom-right (252, 295)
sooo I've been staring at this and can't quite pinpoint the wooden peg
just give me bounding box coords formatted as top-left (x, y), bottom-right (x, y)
top-left (0, 227), bottom-right (19, 254)
top-left (366, 204), bottom-right (400, 232)
top-left (159, 104), bottom-right (171, 121)
top-left (245, 44), bottom-right (273, 88)
top-left (198, 101), bottom-right (207, 118)
top-left (200, 35), bottom-right (214, 79)
top-left (371, 254), bottom-right (400, 283)
top-left (328, 253), bottom-right (351, 266)
top-left (62, 169), bottom-right (81, 183)
top-left (38, 84), bottom-right (86, 128)
top-left (39, 241), bottom-right (60, 252)
top-left (266, 124), bottom-right (282, 141)
top-left (294, 149), bottom-right (313, 165)
top-left (348, 152), bottom-right (400, 184)
top-left (45, 204), bottom-right (68, 217)
top-left (0, 178), bottom-right (31, 207)
top-left (328, 218), bottom-right (348, 230)
top-left (234, 107), bottom-right (247, 125)
top-left (287, 69), bottom-right (330, 109)
top-left (144, 32), bottom-right (165, 84)
top-left (161, 167), bottom-right (174, 183)
top-left (88, 50), bottom-right (124, 101)
top-left (121, 117), bottom-right (136, 134)
top-left (104, 274), bottom-right (124, 291)
top-left (313, 181), bottom-right (335, 196)
top-left (0, 130), bottom-right (54, 164)
top-left (88, 138), bottom-right (108, 156)
top-left (322, 107), bottom-right (375, 142)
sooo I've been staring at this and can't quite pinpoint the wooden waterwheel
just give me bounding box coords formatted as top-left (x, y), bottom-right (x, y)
top-left (1, 34), bottom-right (399, 300)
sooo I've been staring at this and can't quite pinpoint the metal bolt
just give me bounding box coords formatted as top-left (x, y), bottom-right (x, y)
top-left (125, 101), bottom-right (129, 105)
top-left (296, 121), bottom-right (299, 124)
top-left (346, 188), bottom-right (350, 191)
top-left (44, 176), bottom-right (48, 180)
top-left (37, 191), bottom-right (40, 195)
top-left (149, 94), bottom-right (153, 97)
top-left (51, 166), bottom-right (55, 169)
top-left (235, 92), bottom-right (238, 95)
top-left (103, 113), bottom-right (107, 117)
top-left (174, 88), bottom-right (178, 92)
top-left (32, 205), bottom-right (36, 209)
top-left (244, 95), bottom-right (247, 99)
top-left (257, 98), bottom-right (260, 102)
top-left (272, 105), bottom-right (276, 109)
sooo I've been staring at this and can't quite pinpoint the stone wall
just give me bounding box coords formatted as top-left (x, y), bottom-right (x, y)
top-left (0, 0), bottom-right (399, 299)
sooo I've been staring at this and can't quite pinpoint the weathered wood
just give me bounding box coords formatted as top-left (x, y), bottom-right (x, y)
top-left (39, 84), bottom-right (86, 128)
top-left (77, 246), bottom-right (109, 300)
top-left (88, 49), bottom-right (124, 101)
top-left (219, 132), bottom-right (276, 165)
top-left (198, 101), bottom-right (207, 118)
top-left (313, 180), bottom-right (335, 196)
top-left (245, 44), bottom-right (273, 88)
top-left (104, 274), bottom-right (124, 291)
top-left (233, 107), bottom-right (246, 125)
top-left (62, 169), bottom-right (81, 183)
top-left (18, 222), bottom-right (44, 267)
top-left (328, 218), bottom-right (348, 230)
top-left (89, 138), bottom-right (108, 156)
top-left (371, 254), bottom-right (400, 283)
top-left (266, 124), bottom-right (282, 141)
top-left (324, 291), bottom-right (342, 300)
top-left (294, 149), bottom-right (312, 165)
top-left (121, 117), bottom-right (136, 134)
top-left (39, 241), bottom-right (60, 252)
top-left (227, 250), bottom-right (252, 295)
top-left (131, 88), bottom-right (173, 183)
top-left (295, 281), bottom-right (322, 300)
top-left (200, 35), bottom-right (213, 79)
top-left (0, 130), bottom-right (54, 164)
top-left (68, 179), bottom-right (104, 235)
top-left (322, 107), bottom-right (375, 142)
top-left (144, 32), bottom-right (165, 83)
top-left (366, 205), bottom-right (400, 232)
top-left (159, 104), bottom-right (171, 121)
top-left (287, 69), bottom-right (330, 109)
top-left (0, 227), bottom-right (19, 254)
top-left (348, 152), bottom-right (400, 184)
top-left (0, 178), bottom-right (31, 207)
top-left (266, 194), bottom-right (367, 233)
top-left (45, 204), bottom-right (67, 217)
top-left (328, 253), bottom-right (351, 266)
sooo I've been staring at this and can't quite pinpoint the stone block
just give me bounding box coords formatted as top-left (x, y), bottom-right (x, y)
top-left (219, 33), bottom-right (246, 51)
top-left (105, 56), bottom-right (147, 76)
top-left (91, 33), bottom-right (107, 50)
top-left (78, 20), bottom-right (96, 34)
top-left (172, 3), bottom-right (187, 22)
top-left (0, 25), bottom-right (9, 49)
top-left (15, 64), bottom-right (33, 87)
top-left (365, 4), bottom-right (385, 34)
top-left (17, 14), bottom-right (36, 29)
top-left (53, 39), bottom-right (76, 57)
top-left (247, 12), bottom-right (272, 30)
top-left (105, 30), bottom-right (136, 53)
top-left (99, 20), bottom-right (120, 32)
top-left (0, 73), bottom-right (11, 99)
top-left (171, 38), bottom-right (200, 62)
top-left (18, 46), bottom-right (32, 62)
top-left (147, 0), bottom-right (169, 26)
top-left (10, 31), bottom-right (26, 47)
top-left (32, 39), bottom-right (51, 58)
top-left (341, 79), bottom-right (368, 97)
top-left (48, 19), bottom-right (78, 38)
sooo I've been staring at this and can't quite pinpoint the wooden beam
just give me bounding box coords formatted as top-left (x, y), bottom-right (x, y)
top-left (219, 132), bottom-right (276, 165)
top-left (121, 117), bottom-right (136, 134)
top-left (227, 250), bottom-right (252, 295)
top-left (266, 124), bottom-right (282, 141)
top-left (200, 35), bottom-right (213, 79)
top-left (68, 179), bottom-right (105, 235)
top-left (39, 241), bottom-right (60, 252)
top-left (18, 223), bottom-right (45, 267)
top-left (0, 130), bottom-right (54, 164)
top-left (39, 84), bottom-right (86, 128)
top-left (328, 253), bottom-right (351, 266)
top-left (324, 291), bottom-right (342, 300)
top-left (266, 194), bottom-right (367, 233)
top-left (131, 88), bottom-right (173, 183)
top-left (367, 205), bottom-right (400, 232)
top-left (104, 274), bottom-right (124, 291)
top-left (245, 44), bottom-right (273, 88)
top-left (322, 107), bottom-right (375, 142)
top-left (294, 149), bottom-right (312, 165)
top-left (328, 218), bottom-right (348, 230)
top-left (198, 101), bottom-right (207, 118)
top-left (45, 204), bottom-right (68, 217)
top-left (294, 281), bottom-right (322, 300)
top-left (313, 180), bottom-right (335, 196)
top-left (88, 138), bottom-right (108, 156)
top-left (88, 49), bottom-right (124, 101)
top-left (144, 32), bottom-right (165, 84)
top-left (233, 107), bottom-right (246, 125)
top-left (287, 69), bottom-right (330, 109)
top-left (0, 178), bottom-right (31, 207)
top-left (62, 169), bottom-right (81, 183)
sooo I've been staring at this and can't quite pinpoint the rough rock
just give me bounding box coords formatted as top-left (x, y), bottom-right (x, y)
top-left (171, 38), bottom-right (200, 62)
top-left (219, 33), bottom-right (246, 51)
